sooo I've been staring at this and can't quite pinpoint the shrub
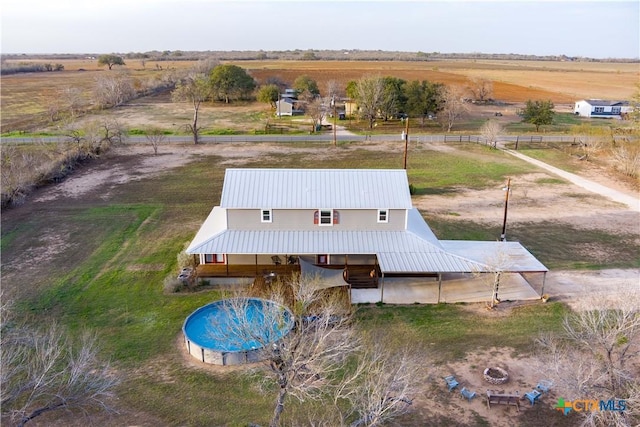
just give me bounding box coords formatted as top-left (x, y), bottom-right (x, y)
top-left (163, 276), bottom-right (183, 293)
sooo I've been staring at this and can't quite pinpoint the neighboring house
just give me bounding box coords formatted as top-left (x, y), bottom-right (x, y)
top-left (187, 169), bottom-right (548, 303)
top-left (573, 99), bottom-right (632, 118)
top-left (275, 98), bottom-right (294, 116)
top-left (344, 99), bottom-right (358, 117)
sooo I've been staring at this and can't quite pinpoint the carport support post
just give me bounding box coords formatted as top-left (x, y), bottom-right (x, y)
top-left (540, 272), bottom-right (547, 297)
top-left (437, 273), bottom-right (442, 303)
top-left (380, 274), bottom-right (384, 304)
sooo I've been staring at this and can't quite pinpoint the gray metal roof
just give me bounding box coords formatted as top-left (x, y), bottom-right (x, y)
top-left (220, 169), bottom-right (413, 209)
top-left (186, 206), bottom-right (548, 274)
top-left (583, 99), bottom-right (629, 107)
top-left (439, 241), bottom-right (548, 272)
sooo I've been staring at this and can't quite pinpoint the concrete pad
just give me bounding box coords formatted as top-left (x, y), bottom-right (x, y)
top-left (351, 273), bottom-right (540, 304)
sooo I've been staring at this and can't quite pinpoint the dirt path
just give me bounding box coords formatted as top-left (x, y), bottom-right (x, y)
top-left (503, 148), bottom-right (639, 211)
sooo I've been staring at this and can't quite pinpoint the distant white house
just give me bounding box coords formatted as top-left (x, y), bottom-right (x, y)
top-left (574, 99), bottom-right (632, 119)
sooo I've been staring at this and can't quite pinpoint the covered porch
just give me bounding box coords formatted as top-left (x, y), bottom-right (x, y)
top-left (351, 272), bottom-right (544, 304)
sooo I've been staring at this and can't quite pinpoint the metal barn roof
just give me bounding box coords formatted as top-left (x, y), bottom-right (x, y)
top-left (219, 169), bottom-right (413, 209)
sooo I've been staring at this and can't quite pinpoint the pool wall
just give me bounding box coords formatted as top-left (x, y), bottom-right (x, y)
top-left (184, 335), bottom-right (266, 365)
top-left (183, 298), bottom-right (293, 366)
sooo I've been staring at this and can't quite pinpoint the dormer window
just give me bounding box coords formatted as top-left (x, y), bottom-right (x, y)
top-left (314, 209), bottom-right (339, 226)
top-left (320, 209), bottom-right (332, 226)
top-left (378, 209), bottom-right (388, 223)
top-left (261, 209), bottom-right (272, 223)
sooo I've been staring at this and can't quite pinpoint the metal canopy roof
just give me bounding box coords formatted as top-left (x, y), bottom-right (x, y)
top-left (220, 169), bottom-right (413, 209)
top-left (185, 208), bottom-right (548, 274)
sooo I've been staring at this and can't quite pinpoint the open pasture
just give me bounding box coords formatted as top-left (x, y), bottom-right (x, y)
top-left (2, 58), bottom-right (637, 133)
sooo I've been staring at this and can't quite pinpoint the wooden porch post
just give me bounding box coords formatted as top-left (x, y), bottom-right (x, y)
top-left (437, 273), bottom-right (442, 303)
top-left (226, 255), bottom-right (229, 276)
top-left (380, 273), bottom-right (384, 304)
top-left (255, 254), bottom-right (258, 274)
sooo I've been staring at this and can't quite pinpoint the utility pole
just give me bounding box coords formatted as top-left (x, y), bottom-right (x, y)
top-left (403, 117), bottom-right (409, 169)
top-left (500, 178), bottom-right (511, 241)
top-left (332, 96), bottom-right (337, 146)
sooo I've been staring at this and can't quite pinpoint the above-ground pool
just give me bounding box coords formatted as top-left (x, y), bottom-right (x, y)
top-left (183, 297), bottom-right (294, 365)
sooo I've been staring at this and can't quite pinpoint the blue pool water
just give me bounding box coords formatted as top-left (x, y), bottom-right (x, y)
top-left (183, 298), bottom-right (294, 353)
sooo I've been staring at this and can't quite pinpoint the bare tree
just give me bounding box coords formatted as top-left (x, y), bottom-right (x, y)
top-left (353, 75), bottom-right (385, 129)
top-left (191, 57), bottom-right (219, 75)
top-left (480, 119), bottom-right (504, 148)
top-left (474, 245), bottom-right (513, 309)
top-left (335, 342), bottom-right (424, 427)
top-left (572, 124), bottom-right (613, 161)
top-left (146, 128), bottom-right (166, 155)
top-left (536, 290), bottom-right (640, 427)
top-left (209, 275), bottom-right (357, 427)
top-left (610, 141), bottom-right (640, 178)
top-left (438, 86), bottom-right (468, 132)
top-left (59, 86), bottom-right (84, 118)
top-left (1, 299), bottom-right (119, 426)
top-left (467, 77), bottom-right (493, 103)
top-left (172, 72), bottom-right (211, 144)
top-left (324, 79), bottom-right (341, 101)
top-left (306, 97), bottom-right (326, 133)
top-left (93, 73), bottom-right (136, 108)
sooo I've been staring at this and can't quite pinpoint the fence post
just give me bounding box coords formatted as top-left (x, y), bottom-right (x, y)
top-left (515, 136), bottom-right (519, 150)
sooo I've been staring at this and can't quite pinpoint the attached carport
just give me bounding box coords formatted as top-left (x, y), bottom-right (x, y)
top-left (369, 241), bottom-right (548, 304)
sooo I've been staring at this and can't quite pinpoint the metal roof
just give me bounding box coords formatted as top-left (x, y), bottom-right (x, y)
top-left (439, 241), bottom-right (548, 272)
top-left (583, 99), bottom-right (629, 107)
top-left (220, 169), bottom-right (413, 209)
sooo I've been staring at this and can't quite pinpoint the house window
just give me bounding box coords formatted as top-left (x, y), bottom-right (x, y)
top-left (612, 107), bottom-right (621, 114)
top-left (261, 209), bottom-right (272, 223)
top-left (204, 254), bottom-right (225, 264)
top-left (594, 107), bottom-right (605, 113)
top-left (378, 209), bottom-right (388, 223)
top-left (314, 210), bottom-right (339, 226)
top-left (320, 210), bottom-right (332, 225)
top-left (317, 254), bottom-right (328, 264)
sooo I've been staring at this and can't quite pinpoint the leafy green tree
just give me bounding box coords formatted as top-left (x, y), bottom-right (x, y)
top-left (405, 80), bottom-right (444, 124)
top-left (97, 54), bottom-right (125, 70)
top-left (209, 64), bottom-right (256, 103)
top-left (379, 77), bottom-right (407, 120)
top-left (293, 75), bottom-right (320, 97)
top-left (345, 80), bottom-right (358, 100)
top-left (521, 99), bottom-right (555, 131)
top-left (257, 84), bottom-right (280, 108)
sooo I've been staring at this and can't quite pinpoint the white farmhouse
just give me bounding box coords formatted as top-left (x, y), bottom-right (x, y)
top-left (187, 169), bottom-right (548, 304)
top-left (574, 99), bottom-right (632, 119)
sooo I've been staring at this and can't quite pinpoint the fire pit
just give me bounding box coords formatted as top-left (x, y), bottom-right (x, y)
top-left (483, 367), bottom-right (509, 385)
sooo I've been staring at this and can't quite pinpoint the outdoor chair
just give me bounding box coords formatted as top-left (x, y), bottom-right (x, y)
top-left (536, 380), bottom-right (553, 394)
top-left (460, 387), bottom-right (476, 402)
top-left (524, 389), bottom-right (542, 405)
top-left (271, 256), bottom-right (282, 265)
top-left (444, 375), bottom-right (459, 392)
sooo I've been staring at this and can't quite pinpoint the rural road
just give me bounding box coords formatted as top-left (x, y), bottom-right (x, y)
top-left (502, 148), bottom-right (640, 212)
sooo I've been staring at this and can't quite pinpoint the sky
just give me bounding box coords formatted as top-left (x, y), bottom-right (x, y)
top-left (1, 0), bottom-right (639, 59)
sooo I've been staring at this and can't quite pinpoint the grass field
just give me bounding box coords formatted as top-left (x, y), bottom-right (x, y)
top-left (1, 141), bottom-right (637, 425)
